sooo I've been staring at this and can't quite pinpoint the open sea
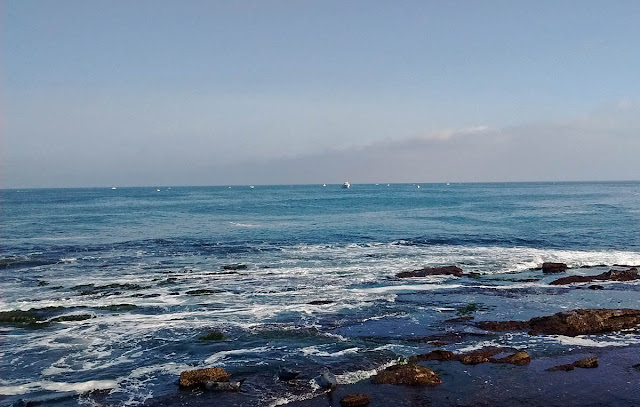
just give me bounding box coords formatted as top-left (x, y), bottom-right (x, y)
top-left (2, 182), bottom-right (640, 406)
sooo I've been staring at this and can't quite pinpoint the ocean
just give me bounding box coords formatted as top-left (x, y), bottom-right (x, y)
top-left (1, 182), bottom-right (640, 406)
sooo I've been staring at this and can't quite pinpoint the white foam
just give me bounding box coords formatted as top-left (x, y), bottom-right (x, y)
top-left (299, 346), bottom-right (360, 358)
top-left (204, 346), bottom-right (272, 365)
top-left (0, 379), bottom-right (117, 396)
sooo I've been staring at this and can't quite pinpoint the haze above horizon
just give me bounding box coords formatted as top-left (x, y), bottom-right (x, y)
top-left (3, 1), bottom-right (640, 188)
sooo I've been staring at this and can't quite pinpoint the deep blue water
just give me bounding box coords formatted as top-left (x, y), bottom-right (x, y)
top-left (1, 182), bottom-right (640, 406)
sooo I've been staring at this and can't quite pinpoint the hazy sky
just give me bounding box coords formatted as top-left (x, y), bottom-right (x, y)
top-left (3, 0), bottom-right (640, 187)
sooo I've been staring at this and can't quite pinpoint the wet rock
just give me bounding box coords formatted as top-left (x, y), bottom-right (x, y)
top-left (97, 304), bottom-right (138, 311)
top-left (396, 266), bottom-right (463, 278)
top-left (479, 308), bottom-right (640, 336)
top-left (588, 285), bottom-right (605, 290)
top-left (204, 379), bottom-right (244, 391)
top-left (542, 262), bottom-right (568, 273)
top-left (548, 364), bottom-right (575, 371)
top-left (37, 280), bottom-right (49, 286)
top-left (49, 314), bottom-right (93, 322)
top-left (179, 368), bottom-right (229, 387)
top-left (528, 309), bottom-right (640, 336)
top-left (411, 350), bottom-right (455, 362)
top-left (0, 310), bottom-right (44, 325)
top-left (551, 268), bottom-right (639, 285)
top-left (573, 357), bottom-right (598, 368)
top-left (550, 275), bottom-right (595, 285)
top-left (222, 264), bottom-right (248, 270)
top-left (477, 320), bottom-right (531, 332)
top-left (340, 393), bottom-right (371, 407)
top-left (445, 316), bottom-right (474, 323)
top-left (186, 289), bottom-right (217, 296)
top-left (489, 351), bottom-right (531, 366)
top-left (307, 300), bottom-right (334, 305)
top-left (633, 363), bottom-right (640, 370)
top-left (278, 367), bottom-right (300, 381)
top-left (313, 368), bottom-right (337, 389)
top-left (198, 330), bottom-right (225, 341)
top-left (373, 364), bottom-right (442, 386)
top-left (456, 348), bottom-right (506, 365)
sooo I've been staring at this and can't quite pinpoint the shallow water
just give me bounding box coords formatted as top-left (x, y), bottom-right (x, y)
top-left (1, 182), bottom-right (639, 406)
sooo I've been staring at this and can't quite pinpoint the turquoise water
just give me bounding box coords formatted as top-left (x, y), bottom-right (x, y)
top-left (1, 182), bottom-right (640, 406)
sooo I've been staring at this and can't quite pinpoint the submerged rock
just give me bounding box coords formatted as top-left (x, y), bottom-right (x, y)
top-left (340, 393), bottom-right (371, 407)
top-left (179, 368), bottom-right (229, 387)
top-left (373, 364), bottom-right (442, 386)
top-left (411, 350), bottom-right (455, 362)
top-left (222, 264), bottom-right (248, 271)
top-left (550, 275), bottom-right (594, 285)
top-left (548, 363), bottom-right (575, 371)
top-left (479, 308), bottom-right (640, 336)
top-left (396, 265), bottom-right (463, 278)
top-left (542, 262), bottom-right (568, 273)
top-left (588, 285), bottom-right (605, 290)
top-left (307, 300), bottom-right (334, 305)
top-left (457, 347), bottom-right (506, 365)
top-left (198, 330), bottom-right (225, 341)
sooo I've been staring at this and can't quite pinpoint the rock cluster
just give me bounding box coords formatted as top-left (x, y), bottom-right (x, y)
top-left (550, 268), bottom-right (639, 285)
top-left (340, 393), bottom-right (371, 407)
top-left (396, 266), bottom-right (463, 278)
top-left (412, 348), bottom-right (530, 366)
top-left (549, 357), bottom-right (598, 371)
top-left (542, 262), bottom-right (568, 273)
top-left (477, 308), bottom-right (640, 336)
top-left (178, 368), bottom-right (229, 387)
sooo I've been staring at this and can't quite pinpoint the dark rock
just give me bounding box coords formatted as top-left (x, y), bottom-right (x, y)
top-left (313, 368), bottom-right (337, 389)
top-left (489, 351), bottom-right (531, 366)
top-left (513, 278), bottom-right (541, 282)
top-left (528, 309), bottom-right (640, 336)
top-left (222, 264), bottom-right (248, 270)
top-left (340, 393), bottom-right (371, 407)
top-left (396, 266), bottom-right (463, 278)
top-left (0, 310), bottom-right (44, 325)
top-left (466, 272), bottom-right (482, 279)
top-left (456, 348), bottom-right (506, 365)
top-left (477, 320), bottom-right (531, 332)
top-left (373, 364), bottom-right (442, 386)
top-left (551, 268), bottom-right (639, 285)
top-left (588, 285), bottom-right (605, 290)
top-left (50, 314), bottom-right (93, 322)
top-left (548, 364), bottom-right (575, 371)
top-left (199, 330), bottom-right (225, 341)
top-left (550, 275), bottom-right (595, 285)
top-left (37, 280), bottom-right (49, 286)
top-left (97, 304), bottom-right (138, 311)
top-left (456, 302), bottom-right (481, 316)
top-left (411, 350), bottom-right (455, 362)
top-left (186, 289), bottom-right (217, 296)
top-left (307, 300), bottom-right (334, 305)
top-left (479, 308), bottom-right (640, 336)
top-left (179, 368), bottom-right (229, 387)
top-left (278, 367), bottom-right (300, 381)
top-left (573, 357), bottom-right (598, 368)
top-left (633, 363), bottom-right (640, 370)
top-left (542, 262), bottom-right (568, 273)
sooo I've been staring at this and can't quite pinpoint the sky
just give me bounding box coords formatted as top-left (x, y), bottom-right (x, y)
top-left (2, 0), bottom-right (640, 187)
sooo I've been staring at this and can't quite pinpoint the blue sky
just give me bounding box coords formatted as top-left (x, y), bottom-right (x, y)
top-left (3, 1), bottom-right (640, 187)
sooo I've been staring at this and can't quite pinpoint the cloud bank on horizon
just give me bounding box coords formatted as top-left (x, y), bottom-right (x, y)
top-left (2, 1), bottom-right (640, 187)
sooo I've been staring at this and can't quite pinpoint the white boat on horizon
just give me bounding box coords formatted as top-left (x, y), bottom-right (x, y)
top-left (342, 182), bottom-right (351, 189)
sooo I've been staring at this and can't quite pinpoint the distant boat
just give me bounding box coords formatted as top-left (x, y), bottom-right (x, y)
top-left (156, 189), bottom-right (161, 192)
top-left (322, 184), bottom-right (326, 187)
top-left (387, 184), bottom-right (390, 187)
top-left (250, 185), bottom-right (255, 189)
top-left (376, 183), bottom-right (379, 186)
top-left (446, 182), bottom-right (450, 186)
top-left (342, 182), bottom-right (351, 189)
top-left (111, 187), bottom-right (117, 190)
top-left (417, 185), bottom-right (420, 189)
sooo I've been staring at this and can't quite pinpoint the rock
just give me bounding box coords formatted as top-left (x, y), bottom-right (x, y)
top-left (551, 268), bottom-right (639, 285)
top-left (340, 393), bottom-right (371, 407)
top-left (49, 314), bottom-right (93, 322)
top-left (185, 289), bottom-right (217, 296)
top-left (204, 379), bottom-right (244, 391)
top-left (198, 330), bottom-right (225, 341)
top-left (411, 350), bottom-right (455, 362)
top-left (373, 364), bottom-right (442, 386)
top-left (477, 320), bottom-right (531, 332)
top-left (445, 316), bottom-right (474, 323)
top-left (573, 357), bottom-right (598, 368)
top-left (456, 348), bottom-right (506, 365)
top-left (595, 268), bottom-right (639, 282)
top-left (588, 285), bottom-right (605, 290)
top-left (489, 351), bottom-right (531, 366)
top-left (528, 309), bottom-right (640, 336)
top-left (396, 266), bottom-right (463, 278)
top-left (222, 264), bottom-right (248, 270)
top-left (550, 275), bottom-right (595, 285)
top-left (278, 367), bottom-right (300, 381)
top-left (307, 300), bottom-right (334, 305)
top-left (548, 364), bottom-right (575, 371)
top-left (542, 262), bottom-right (568, 273)
top-left (479, 309), bottom-right (640, 336)
top-left (313, 368), bottom-right (337, 389)
top-left (179, 368), bottom-right (229, 387)
top-left (633, 363), bottom-right (640, 370)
